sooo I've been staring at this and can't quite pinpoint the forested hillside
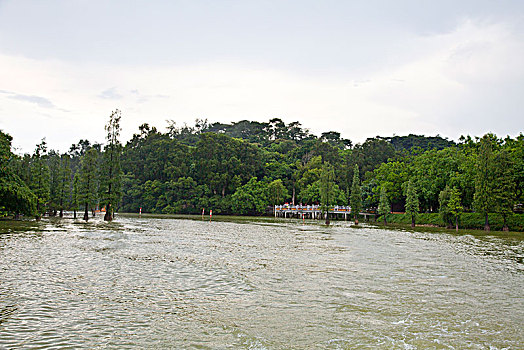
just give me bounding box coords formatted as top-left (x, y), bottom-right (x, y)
top-left (1, 116), bottom-right (523, 230)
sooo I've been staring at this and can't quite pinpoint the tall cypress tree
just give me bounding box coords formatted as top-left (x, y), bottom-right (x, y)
top-left (439, 185), bottom-right (453, 228)
top-left (350, 164), bottom-right (362, 224)
top-left (79, 148), bottom-right (99, 221)
top-left (30, 139), bottom-right (50, 220)
top-left (47, 151), bottom-right (61, 216)
top-left (378, 186), bottom-right (390, 225)
top-left (58, 154), bottom-right (72, 217)
top-left (320, 161), bottom-right (335, 225)
top-left (100, 109), bottom-right (122, 221)
top-left (405, 179), bottom-right (419, 228)
top-left (448, 187), bottom-right (463, 232)
top-left (473, 134), bottom-right (496, 231)
top-left (72, 172), bottom-right (79, 219)
top-left (493, 149), bottom-right (515, 231)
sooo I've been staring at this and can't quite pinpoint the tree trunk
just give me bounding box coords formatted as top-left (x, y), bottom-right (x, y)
top-left (455, 216), bottom-right (459, 232)
top-left (292, 186), bottom-right (295, 206)
top-left (104, 203), bottom-right (112, 221)
top-left (484, 212), bottom-right (490, 231)
top-left (325, 212), bottom-right (330, 225)
top-left (74, 209), bottom-right (77, 219)
top-left (59, 209), bottom-right (63, 218)
top-left (383, 214), bottom-right (387, 225)
top-left (83, 203), bottom-right (89, 221)
top-left (354, 214), bottom-right (359, 225)
top-left (36, 200), bottom-right (41, 220)
top-left (411, 215), bottom-right (415, 228)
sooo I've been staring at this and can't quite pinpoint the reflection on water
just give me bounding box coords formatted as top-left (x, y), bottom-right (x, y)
top-left (0, 214), bottom-right (522, 349)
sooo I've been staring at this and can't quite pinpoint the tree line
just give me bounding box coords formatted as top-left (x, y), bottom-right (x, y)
top-left (1, 115), bottom-right (523, 231)
top-left (1, 110), bottom-right (122, 221)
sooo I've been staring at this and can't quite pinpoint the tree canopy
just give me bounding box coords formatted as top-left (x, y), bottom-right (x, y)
top-left (2, 116), bottom-right (523, 232)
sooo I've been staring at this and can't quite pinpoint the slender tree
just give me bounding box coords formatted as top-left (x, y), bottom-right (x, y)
top-left (72, 172), bottom-right (79, 219)
top-left (473, 134), bottom-right (496, 231)
top-left (100, 109), bottom-right (123, 221)
top-left (378, 186), bottom-right (390, 225)
top-left (350, 164), bottom-right (362, 224)
top-left (405, 179), bottom-right (419, 228)
top-left (79, 148), bottom-right (99, 221)
top-left (30, 139), bottom-right (50, 220)
top-left (438, 185), bottom-right (453, 228)
top-left (448, 187), bottom-right (463, 232)
top-left (493, 149), bottom-right (515, 231)
top-left (58, 154), bottom-right (72, 217)
top-left (47, 151), bottom-right (60, 216)
top-left (320, 162), bottom-right (335, 225)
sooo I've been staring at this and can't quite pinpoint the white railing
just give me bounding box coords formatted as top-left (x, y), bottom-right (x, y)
top-left (275, 205), bottom-right (351, 212)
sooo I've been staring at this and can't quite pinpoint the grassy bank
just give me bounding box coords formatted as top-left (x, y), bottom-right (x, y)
top-left (383, 212), bottom-right (524, 232)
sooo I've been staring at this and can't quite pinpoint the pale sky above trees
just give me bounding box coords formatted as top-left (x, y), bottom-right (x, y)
top-left (0, 0), bottom-right (523, 153)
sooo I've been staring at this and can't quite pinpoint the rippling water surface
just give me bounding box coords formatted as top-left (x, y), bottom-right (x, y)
top-left (0, 214), bottom-right (523, 349)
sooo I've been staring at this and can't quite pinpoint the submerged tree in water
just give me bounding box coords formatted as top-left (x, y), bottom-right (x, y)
top-left (79, 148), bottom-right (98, 221)
top-left (58, 154), bottom-right (72, 217)
top-left (100, 109), bottom-right (123, 221)
top-left (30, 139), bottom-right (50, 220)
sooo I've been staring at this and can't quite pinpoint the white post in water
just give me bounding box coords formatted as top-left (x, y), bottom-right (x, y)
top-left (139, 207), bottom-right (142, 217)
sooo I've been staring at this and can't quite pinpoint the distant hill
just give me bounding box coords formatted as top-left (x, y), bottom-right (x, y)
top-left (381, 134), bottom-right (455, 152)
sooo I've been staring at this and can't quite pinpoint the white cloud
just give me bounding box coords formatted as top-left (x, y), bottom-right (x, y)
top-left (0, 19), bottom-right (522, 154)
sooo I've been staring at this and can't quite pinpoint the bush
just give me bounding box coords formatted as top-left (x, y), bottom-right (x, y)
top-left (385, 212), bottom-right (524, 231)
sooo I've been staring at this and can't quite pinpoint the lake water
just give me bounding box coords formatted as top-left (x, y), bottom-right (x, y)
top-left (0, 214), bottom-right (522, 349)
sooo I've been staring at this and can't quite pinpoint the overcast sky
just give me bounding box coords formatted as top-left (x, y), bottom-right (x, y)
top-left (0, 0), bottom-right (523, 153)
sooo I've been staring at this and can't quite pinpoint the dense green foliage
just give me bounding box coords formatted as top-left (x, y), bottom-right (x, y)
top-left (1, 116), bottom-right (523, 231)
top-left (0, 131), bottom-right (36, 217)
top-left (350, 164), bottom-right (362, 221)
top-left (385, 134), bottom-right (455, 152)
